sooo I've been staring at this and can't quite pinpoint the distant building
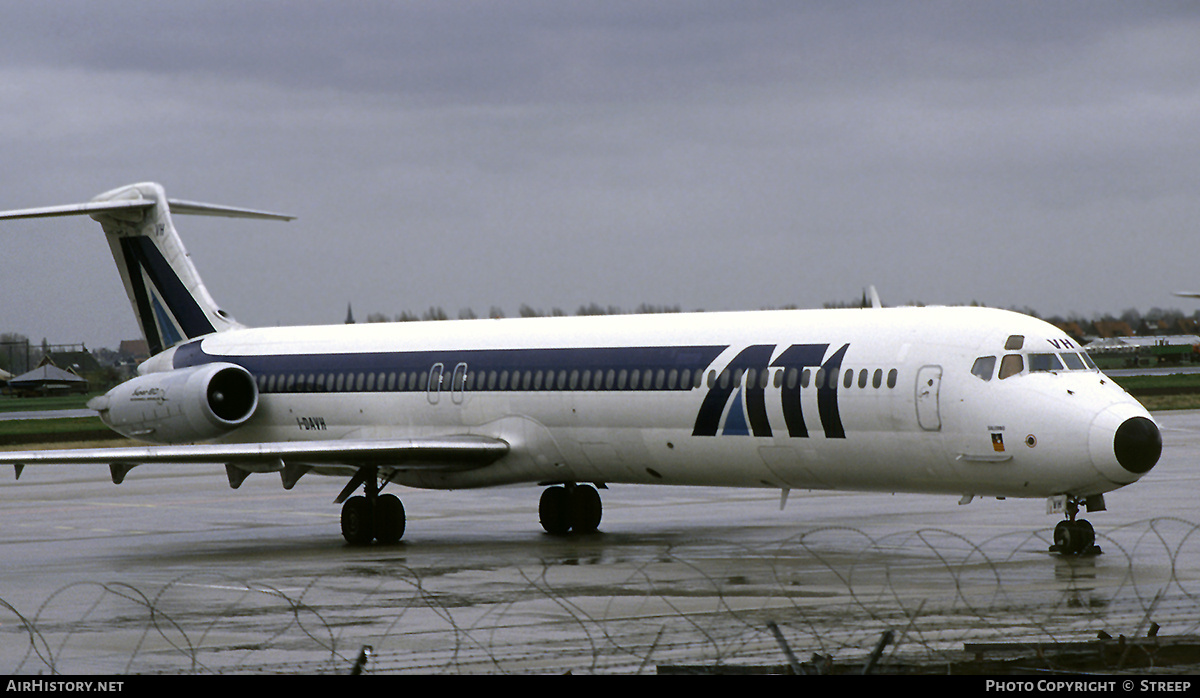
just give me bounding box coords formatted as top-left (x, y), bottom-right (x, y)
top-left (118, 339), bottom-right (150, 363)
top-left (43, 349), bottom-right (101, 377)
top-left (5, 360), bottom-right (88, 395)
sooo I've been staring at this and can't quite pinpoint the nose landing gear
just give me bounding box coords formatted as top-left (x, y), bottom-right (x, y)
top-left (1050, 497), bottom-right (1099, 556)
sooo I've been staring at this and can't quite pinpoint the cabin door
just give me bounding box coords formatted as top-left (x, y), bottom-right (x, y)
top-left (915, 365), bottom-right (942, 431)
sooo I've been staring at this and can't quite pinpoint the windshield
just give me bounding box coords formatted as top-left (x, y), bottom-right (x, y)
top-left (975, 351), bottom-right (1097, 380)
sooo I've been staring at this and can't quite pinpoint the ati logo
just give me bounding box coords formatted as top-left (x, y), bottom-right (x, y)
top-left (692, 343), bottom-right (848, 439)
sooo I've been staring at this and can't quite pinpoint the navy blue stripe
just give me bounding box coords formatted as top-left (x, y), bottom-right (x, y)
top-left (174, 341), bottom-right (728, 393)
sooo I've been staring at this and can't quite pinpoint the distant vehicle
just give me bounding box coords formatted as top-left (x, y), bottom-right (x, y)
top-left (0, 183), bottom-right (1162, 554)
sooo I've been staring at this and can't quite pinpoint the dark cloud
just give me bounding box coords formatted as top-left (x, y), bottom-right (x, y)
top-left (1, 2), bottom-right (1199, 347)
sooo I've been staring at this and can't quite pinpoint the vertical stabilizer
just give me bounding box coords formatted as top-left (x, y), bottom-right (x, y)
top-left (96, 183), bottom-right (239, 355)
top-left (0, 182), bottom-right (293, 356)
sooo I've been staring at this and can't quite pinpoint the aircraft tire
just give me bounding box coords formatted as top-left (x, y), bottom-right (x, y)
top-left (569, 485), bottom-right (602, 533)
top-left (1074, 519), bottom-right (1095, 552)
top-left (374, 494), bottom-right (406, 544)
top-left (341, 496), bottom-right (375, 546)
top-left (1053, 519), bottom-right (1096, 555)
top-left (539, 486), bottom-right (571, 535)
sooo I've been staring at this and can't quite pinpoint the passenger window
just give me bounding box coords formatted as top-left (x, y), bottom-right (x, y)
top-left (872, 369), bottom-right (882, 388)
top-left (999, 354), bottom-right (1024, 379)
top-left (887, 369), bottom-right (897, 388)
top-left (971, 356), bottom-right (996, 382)
top-left (1029, 353), bottom-right (1064, 372)
top-left (858, 369), bottom-right (868, 388)
top-left (1061, 352), bottom-right (1086, 370)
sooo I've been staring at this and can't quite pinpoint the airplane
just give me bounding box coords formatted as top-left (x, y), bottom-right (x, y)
top-left (0, 182), bottom-right (1163, 555)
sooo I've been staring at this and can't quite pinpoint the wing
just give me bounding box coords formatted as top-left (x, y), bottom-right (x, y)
top-left (1, 435), bottom-right (509, 489)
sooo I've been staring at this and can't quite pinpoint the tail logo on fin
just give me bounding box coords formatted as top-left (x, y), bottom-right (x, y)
top-left (120, 234), bottom-right (217, 354)
top-left (0, 182), bottom-right (293, 357)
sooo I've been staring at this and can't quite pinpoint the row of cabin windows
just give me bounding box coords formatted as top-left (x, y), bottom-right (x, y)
top-left (971, 351), bottom-right (1097, 382)
top-left (255, 365), bottom-right (902, 394)
top-left (257, 367), bottom-right (706, 394)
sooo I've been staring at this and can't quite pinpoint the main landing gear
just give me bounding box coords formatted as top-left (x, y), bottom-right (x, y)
top-left (538, 483), bottom-right (603, 535)
top-left (336, 472), bottom-right (604, 545)
top-left (339, 466), bottom-right (406, 546)
top-left (1050, 496), bottom-right (1099, 556)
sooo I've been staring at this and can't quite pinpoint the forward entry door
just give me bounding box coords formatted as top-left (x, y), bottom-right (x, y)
top-left (915, 365), bottom-right (942, 431)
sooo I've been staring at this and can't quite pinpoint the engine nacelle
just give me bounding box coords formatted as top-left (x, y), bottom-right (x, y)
top-left (91, 362), bottom-right (259, 444)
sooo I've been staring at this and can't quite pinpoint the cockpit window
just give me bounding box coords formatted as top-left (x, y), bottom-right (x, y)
top-left (999, 354), bottom-right (1024, 379)
top-left (1061, 352), bottom-right (1086, 370)
top-left (1029, 353), bottom-right (1065, 372)
top-left (971, 356), bottom-right (996, 381)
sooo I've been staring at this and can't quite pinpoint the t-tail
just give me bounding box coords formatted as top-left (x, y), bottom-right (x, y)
top-left (0, 182), bottom-right (293, 356)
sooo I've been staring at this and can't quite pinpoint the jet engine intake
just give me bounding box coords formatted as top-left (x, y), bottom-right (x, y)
top-left (92, 362), bottom-right (258, 443)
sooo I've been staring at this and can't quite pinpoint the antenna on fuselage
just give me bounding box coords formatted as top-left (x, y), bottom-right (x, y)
top-left (862, 286), bottom-right (883, 309)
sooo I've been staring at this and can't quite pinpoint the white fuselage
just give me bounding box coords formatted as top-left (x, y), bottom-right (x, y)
top-left (144, 305), bottom-right (1154, 500)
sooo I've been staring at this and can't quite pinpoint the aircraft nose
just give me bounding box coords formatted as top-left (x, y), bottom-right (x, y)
top-left (1113, 416), bottom-right (1161, 475)
top-left (1089, 406), bottom-right (1161, 485)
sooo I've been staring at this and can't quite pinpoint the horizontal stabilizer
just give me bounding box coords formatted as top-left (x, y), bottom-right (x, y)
top-left (0, 198), bottom-right (293, 222)
top-left (0, 182), bottom-right (293, 355)
top-left (165, 199), bottom-right (295, 221)
top-left (0, 199), bottom-right (153, 220)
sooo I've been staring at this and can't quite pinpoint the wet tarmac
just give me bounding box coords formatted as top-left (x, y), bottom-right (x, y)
top-left (2, 410), bottom-right (1199, 674)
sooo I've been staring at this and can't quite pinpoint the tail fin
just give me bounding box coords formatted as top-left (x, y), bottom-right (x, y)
top-left (0, 182), bottom-right (293, 355)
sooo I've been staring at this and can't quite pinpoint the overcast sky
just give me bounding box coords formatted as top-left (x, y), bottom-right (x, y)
top-left (2, 2), bottom-right (1199, 349)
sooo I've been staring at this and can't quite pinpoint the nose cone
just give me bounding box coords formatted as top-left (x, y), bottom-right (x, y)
top-left (1089, 405), bottom-right (1161, 486)
top-left (1114, 416), bottom-right (1162, 475)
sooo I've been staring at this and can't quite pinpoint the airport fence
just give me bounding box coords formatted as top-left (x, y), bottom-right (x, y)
top-left (3, 517), bottom-right (1200, 674)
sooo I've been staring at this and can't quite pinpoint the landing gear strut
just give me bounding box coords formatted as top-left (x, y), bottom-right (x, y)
top-left (1051, 497), bottom-right (1098, 556)
top-left (539, 483), bottom-right (603, 535)
top-left (339, 466), bottom-right (406, 546)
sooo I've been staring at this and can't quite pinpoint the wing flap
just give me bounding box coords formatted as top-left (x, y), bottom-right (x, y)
top-left (1, 435), bottom-right (509, 473)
